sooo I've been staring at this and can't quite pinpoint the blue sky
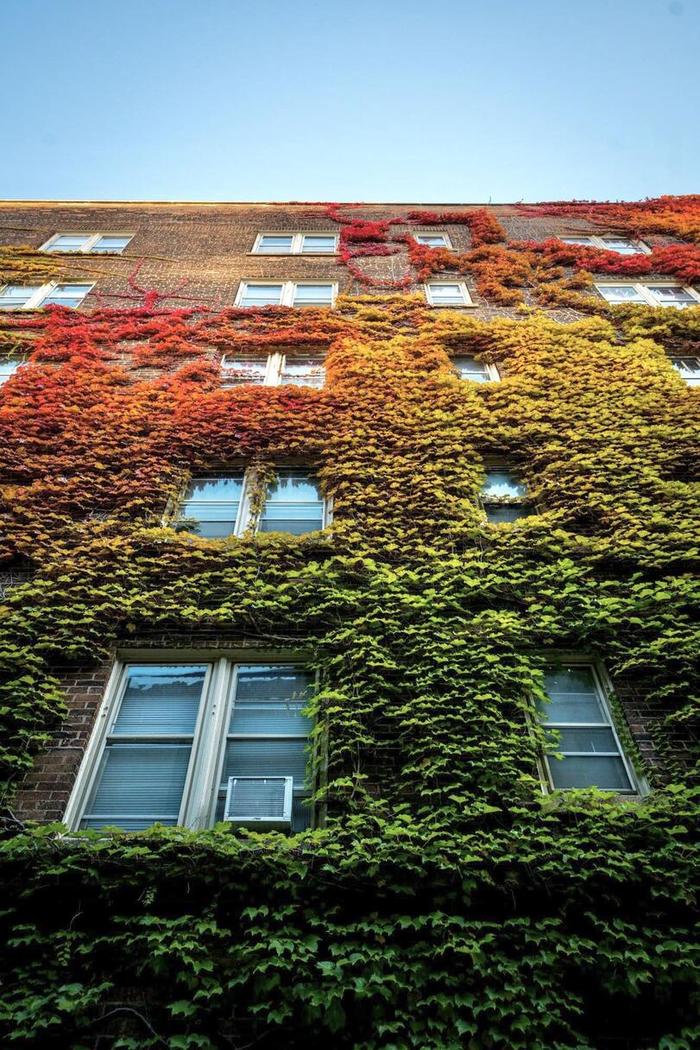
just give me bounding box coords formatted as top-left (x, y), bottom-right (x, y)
top-left (4, 0), bottom-right (698, 202)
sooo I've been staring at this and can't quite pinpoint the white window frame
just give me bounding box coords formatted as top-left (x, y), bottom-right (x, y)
top-left (251, 232), bottom-right (339, 255)
top-left (172, 467), bottom-right (331, 537)
top-left (413, 231), bottom-right (453, 250)
top-left (424, 281), bottom-right (474, 308)
top-left (40, 232), bottom-right (133, 254)
top-left (670, 356), bottom-right (700, 386)
top-left (63, 656), bottom-right (317, 832)
top-left (535, 657), bottom-right (645, 796)
top-left (0, 358), bottom-right (26, 385)
top-left (560, 234), bottom-right (651, 255)
top-left (235, 281), bottom-right (338, 308)
top-left (0, 281), bottom-right (95, 311)
top-left (594, 282), bottom-right (700, 308)
top-left (221, 351), bottom-right (326, 388)
top-left (452, 354), bottom-right (500, 383)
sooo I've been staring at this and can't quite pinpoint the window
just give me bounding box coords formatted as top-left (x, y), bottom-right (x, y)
top-left (66, 660), bottom-right (315, 833)
top-left (176, 468), bottom-right (328, 538)
top-left (0, 358), bottom-right (25, 385)
top-left (221, 353), bottom-right (325, 389)
top-left (595, 283), bottom-right (700, 308)
top-left (425, 281), bottom-right (473, 307)
top-left (671, 356), bottom-right (700, 386)
top-left (480, 466), bottom-right (535, 523)
top-left (537, 663), bottom-right (638, 793)
top-left (0, 283), bottom-right (93, 311)
top-left (561, 234), bottom-right (649, 255)
top-left (414, 232), bottom-right (452, 249)
top-left (452, 354), bottom-right (499, 383)
top-left (41, 233), bottom-right (132, 254)
top-left (252, 233), bottom-right (338, 255)
top-left (236, 281), bottom-right (337, 308)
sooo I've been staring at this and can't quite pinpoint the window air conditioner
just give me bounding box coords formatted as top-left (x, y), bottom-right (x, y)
top-left (224, 776), bottom-right (293, 829)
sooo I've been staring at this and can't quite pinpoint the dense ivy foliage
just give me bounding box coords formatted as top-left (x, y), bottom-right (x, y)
top-left (0, 198), bottom-right (699, 1048)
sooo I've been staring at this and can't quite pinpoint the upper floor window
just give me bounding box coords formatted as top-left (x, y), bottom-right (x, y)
top-left (252, 233), bottom-right (338, 255)
top-left (221, 352), bottom-right (325, 389)
top-left (41, 233), bottom-right (133, 254)
top-left (480, 466), bottom-right (535, 523)
top-left (236, 281), bottom-right (337, 308)
top-left (414, 232), bottom-right (452, 249)
top-left (0, 282), bottom-right (93, 311)
top-left (537, 663), bottom-right (638, 793)
top-left (176, 468), bottom-right (329, 539)
top-left (561, 234), bottom-right (649, 255)
top-left (425, 281), bottom-right (473, 308)
top-left (595, 283), bottom-right (700, 309)
top-left (65, 659), bottom-right (315, 833)
top-left (671, 356), bottom-right (700, 386)
top-left (452, 354), bottom-right (499, 383)
top-left (0, 358), bottom-right (25, 385)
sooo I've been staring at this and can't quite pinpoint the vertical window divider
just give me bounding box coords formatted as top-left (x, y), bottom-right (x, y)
top-left (186, 659), bottom-right (233, 829)
top-left (266, 352), bottom-right (284, 386)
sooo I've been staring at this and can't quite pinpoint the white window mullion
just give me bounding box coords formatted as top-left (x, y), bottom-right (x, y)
top-left (236, 468), bottom-right (259, 535)
top-left (183, 660), bottom-right (232, 828)
top-left (266, 352), bottom-right (284, 386)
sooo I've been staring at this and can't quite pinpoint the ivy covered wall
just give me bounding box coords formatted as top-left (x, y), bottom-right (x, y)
top-left (0, 197), bottom-right (698, 1048)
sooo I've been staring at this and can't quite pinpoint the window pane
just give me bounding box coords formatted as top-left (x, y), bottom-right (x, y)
top-left (600, 236), bottom-right (640, 255)
top-left (0, 286), bottom-right (40, 309)
top-left (280, 357), bottom-right (325, 388)
top-left (416, 234), bottom-right (448, 247)
top-left (548, 727), bottom-right (618, 753)
top-left (81, 744), bottom-right (192, 828)
top-left (46, 235), bottom-right (91, 252)
top-left (482, 469), bottom-right (527, 499)
top-left (485, 504), bottom-right (534, 523)
top-left (257, 236), bottom-right (293, 253)
top-left (230, 665), bottom-right (313, 734)
top-left (453, 355), bottom-right (490, 381)
top-left (292, 284), bottom-right (334, 306)
top-left (259, 470), bottom-right (324, 534)
top-left (40, 284), bottom-right (92, 308)
top-left (301, 236), bottom-right (336, 253)
top-left (596, 285), bottom-right (646, 304)
top-left (92, 235), bottom-right (131, 253)
top-left (179, 475), bottom-right (244, 537)
top-left (221, 357), bottom-right (268, 384)
top-left (240, 284), bottom-right (284, 307)
top-left (222, 739), bottom-right (309, 783)
top-left (112, 664), bottom-right (207, 735)
top-left (185, 477), bottom-right (244, 502)
top-left (546, 753), bottom-right (632, 790)
top-left (429, 283), bottom-right (466, 305)
top-left (0, 359), bottom-right (23, 381)
top-left (671, 357), bottom-right (700, 384)
top-left (561, 237), bottom-right (594, 247)
top-left (540, 666), bottom-right (605, 723)
top-left (648, 286), bottom-right (696, 308)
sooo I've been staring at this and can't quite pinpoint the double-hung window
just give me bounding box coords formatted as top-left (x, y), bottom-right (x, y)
top-left (561, 234), bottom-right (649, 255)
top-left (221, 352), bottom-right (325, 388)
top-left (0, 282), bottom-right (94, 310)
top-left (66, 660), bottom-right (315, 833)
top-left (0, 358), bottom-right (25, 385)
top-left (671, 356), bottom-right (700, 386)
top-left (252, 233), bottom-right (338, 255)
top-left (452, 354), bottom-right (499, 383)
top-left (425, 281), bottom-right (473, 307)
top-left (236, 282), bottom-right (337, 308)
top-left (480, 466), bottom-right (535, 523)
top-left (176, 468), bottom-right (328, 538)
top-left (536, 663), bottom-right (638, 793)
top-left (595, 283), bottom-right (700, 309)
top-left (414, 232), bottom-right (452, 249)
top-left (41, 233), bottom-right (133, 254)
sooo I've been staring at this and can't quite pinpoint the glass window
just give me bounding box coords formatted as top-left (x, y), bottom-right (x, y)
top-left (39, 283), bottom-right (93, 308)
top-left (415, 234), bottom-right (450, 248)
top-left (599, 236), bottom-right (644, 255)
top-left (561, 236), bottom-right (596, 247)
top-left (292, 284), bottom-right (334, 307)
top-left (239, 283), bottom-right (285, 307)
top-left (671, 356), bottom-right (700, 385)
top-left (280, 355), bottom-right (325, 388)
top-left (44, 234), bottom-right (93, 253)
top-left (0, 285), bottom-right (41, 310)
top-left (426, 282), bottom-right (469, 307)
top-left (221, 356), bottom-right (269, 386)
top-left (482, 469), bottom-right (527, 499)
top-left (257, 235), bottom-right (294, 254)
top-left (217, 665), bottom-right (314, 832)
top-left (301, 235), bottom-right (336, 254)
top-left (258, 469), bottom-right (325, 535)
top-left (0, 359), bottom-right (24, 384)
top-left (178, 475), bottom-right (245, 538)
top-left (480, 467), bottom-right (535, 523)
top-left (92, 235), bottom-right (132, 253)
top-left (596, 284), bottom-right (648, 305)
top-left (80, 664), bottom-right (208, 830)
top-left (538, 665), bottom-right (635, 792)
top-left (597, 283), bottom-right (698, 308)
top-left (647, 285), bottom-right (697, 309)
top-left (452, 355), bottom-right (496, 383)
